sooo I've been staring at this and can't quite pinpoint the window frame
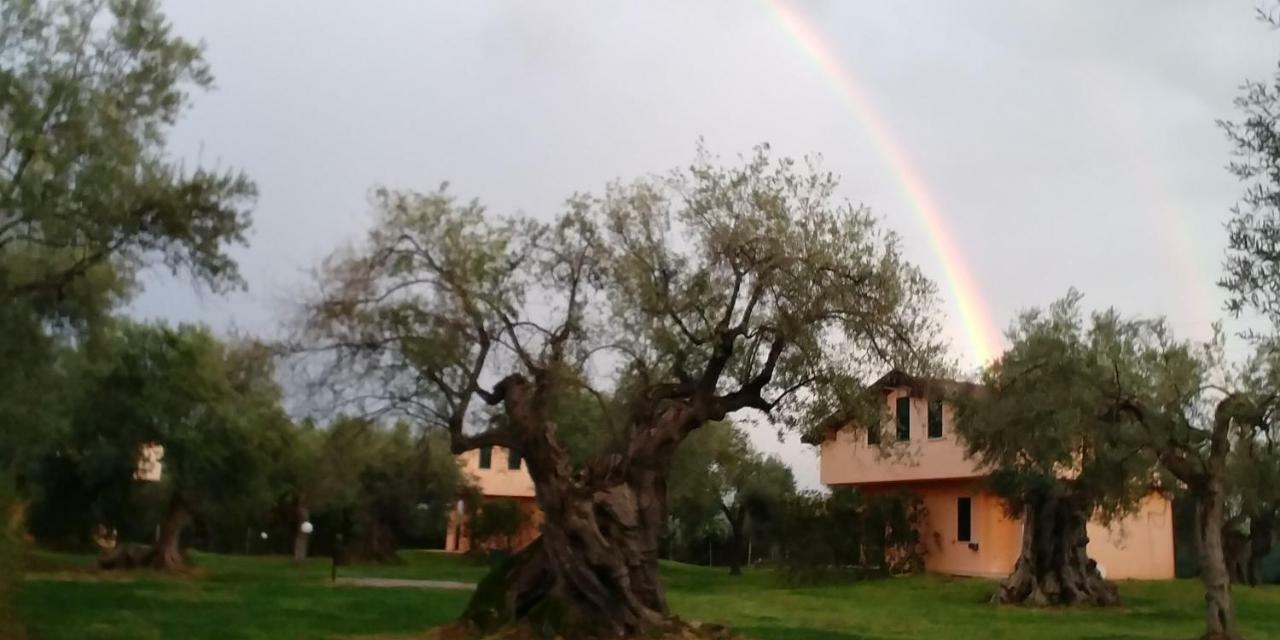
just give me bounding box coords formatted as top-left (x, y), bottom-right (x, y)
top-left (478, 446), bottom-right (493, 469)
top-left (507, 449), bottom-right (522, 470)
top-left (927, 400), bottom-right (944, 439)
top-left (895, 396), bottom-right (911, 441)
top-left (957, 496), bottom-right (973, 542)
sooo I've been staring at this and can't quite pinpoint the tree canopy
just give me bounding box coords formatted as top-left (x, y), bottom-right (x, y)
top-left (299, 144), bottom-right (945, 637)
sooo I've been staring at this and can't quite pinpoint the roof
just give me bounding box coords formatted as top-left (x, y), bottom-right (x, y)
top-left (800, 369), bottom-right (982, 445)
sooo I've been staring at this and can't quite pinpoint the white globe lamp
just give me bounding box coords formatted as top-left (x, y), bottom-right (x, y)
top-left (300, 521), bottom-right (314, 535)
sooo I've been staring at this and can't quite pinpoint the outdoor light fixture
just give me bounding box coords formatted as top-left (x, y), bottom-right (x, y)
top-left (300, 521), bottom-right (314, 534)
top-left (260, 531), bottom-right (269, 540)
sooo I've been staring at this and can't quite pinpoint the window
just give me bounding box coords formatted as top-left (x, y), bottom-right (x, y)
top-left (507, 449), bottom-right (522, 470)
top-left (957, 497), bottom-right (972, 542)
top-left (867, 424), bottom-right (880, 445)
top-left (478, 446), bottom-right (492, 469)
top-left (928, 400), bottom-right (943, 439)
top-left (896, 396), bottom-right (910, 441)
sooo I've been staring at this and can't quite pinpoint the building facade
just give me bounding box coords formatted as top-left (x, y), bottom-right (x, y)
top-left (444, 445), bottom-right (542, 554)
top-left (812, 371), bottom-right (1175, 580)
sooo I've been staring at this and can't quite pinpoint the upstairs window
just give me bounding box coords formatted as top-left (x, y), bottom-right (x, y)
top-left (478, 446), bottom-right (493, 469)
top-left (867, 424), bottom-right (880, 445)
top-left (928, 400), bottom-right (944, 439)
top-left (957, 496), bottom-right (972, 542)
top-left (896, 396), bottom-right (911, 441)
top-left (507, 449), bottom-right (522, 470)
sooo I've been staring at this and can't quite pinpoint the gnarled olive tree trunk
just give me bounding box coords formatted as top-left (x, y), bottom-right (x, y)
top-left (1192, 476), bottom-right (1240, 639)
top-left (993, 493), bottom-right (1118, 606)
top-left (459, 379), bottom-right (702, 638)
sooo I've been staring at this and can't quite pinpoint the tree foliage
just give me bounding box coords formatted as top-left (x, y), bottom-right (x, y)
top-left (0, 0), bottom-right (255, 482)
top-left (667, 421), bottom-right (794, 574)
top-left (28, 322), bottom-right (284, 567)
top-left (777, 487), bottom-right (926, 583)
top-left (953, 291), bottom-right (1158, 605)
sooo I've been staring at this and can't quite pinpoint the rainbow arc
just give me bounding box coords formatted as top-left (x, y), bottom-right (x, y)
top-left (766, 0), bottom-right (1004, 365)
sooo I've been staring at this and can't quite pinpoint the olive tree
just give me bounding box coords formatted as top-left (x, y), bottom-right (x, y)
top-left (953, 292), bottom-right (1153, 607)
top-left (298, 145), bottom-right (943, 637)
top-left (1091, 324), bottom-right (1280, 640)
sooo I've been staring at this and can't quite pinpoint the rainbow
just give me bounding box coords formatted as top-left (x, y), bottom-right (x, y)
top-left (765, 0), bottom-right (1003, 366)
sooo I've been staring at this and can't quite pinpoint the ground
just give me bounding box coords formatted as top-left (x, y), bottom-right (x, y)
top-left (14, 550), bottom-right (1280, 640)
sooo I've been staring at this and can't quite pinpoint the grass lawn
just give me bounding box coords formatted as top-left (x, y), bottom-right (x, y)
top-left (16, 549), bottom-right (1280, 640)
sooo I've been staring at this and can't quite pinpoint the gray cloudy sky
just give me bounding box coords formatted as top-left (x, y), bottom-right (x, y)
top-left (134, 1), bottom-right (1280, 489)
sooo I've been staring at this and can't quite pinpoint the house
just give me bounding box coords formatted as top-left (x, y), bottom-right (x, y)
top-left (444, 445), bottom-right (542, 554)
top-left (133, 443), bottom-right (164, 482)
top-left (808, 370), bottom-right (1175, 580)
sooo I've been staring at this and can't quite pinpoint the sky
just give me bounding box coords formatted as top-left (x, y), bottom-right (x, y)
top-left (134, 0), bottom-right (1280, 490)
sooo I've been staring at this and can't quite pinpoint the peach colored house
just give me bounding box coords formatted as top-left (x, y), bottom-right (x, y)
top-left (811, 371), bottom-right (1174, 580)
top-left (133, 443), bottom-right (164, 482)
top-left (445, 446), bottom-right (542, 554)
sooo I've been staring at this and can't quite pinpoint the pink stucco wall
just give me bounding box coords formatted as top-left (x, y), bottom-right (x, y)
top-left (1086, 493), bottom-right (1176, 580)
top-left (821, 383), bottom-right (1175, 580)
top-left (457, 446), bottom-right (536, 498)
top-left (862, 481), bottom-right (1174, 579)
top-left (819, 388), bottom-right (986, 486)
top-left (445, 446), bottom-right (541, 553)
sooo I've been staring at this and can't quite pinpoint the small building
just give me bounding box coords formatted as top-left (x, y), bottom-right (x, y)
top-left (809, 370), bottom-right (1174, 580)
top-left (133, 443), bottom-right (164, 482)
top-left (445, 445), bottom-right (542, 554)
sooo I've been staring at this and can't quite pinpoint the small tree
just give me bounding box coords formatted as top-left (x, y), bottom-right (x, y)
top-left (61, 323), bottom-right (284, 570)
top-left (312, 417), bottom-right (464, 564)
top-left (470, 499), bottom-right (526, 553)
top-left (953, 291), bottom-right (1154, 606)
top-left (667, 422), bottom-right (795, 574)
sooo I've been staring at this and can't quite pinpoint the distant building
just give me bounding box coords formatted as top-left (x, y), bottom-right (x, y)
top-left (133, 443), bottom-right (164, 482)
top-left (445, 445), bottom-right (542, 554)
top-left (807, 370), bottom-right (1174, 580)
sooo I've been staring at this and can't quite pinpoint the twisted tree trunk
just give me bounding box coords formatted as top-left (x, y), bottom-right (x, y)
top-left (993, 492), bottom-right (1118, 607)
top-left (1194, 480), bottom-right (1240, 639)
top-left (458, 378), bottom-right (701, 638)
top-left (149, 494), bottom-right (189, 571)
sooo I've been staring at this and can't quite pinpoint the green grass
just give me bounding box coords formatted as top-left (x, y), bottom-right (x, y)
top-left (17, 549), bottom-right (1280, 639)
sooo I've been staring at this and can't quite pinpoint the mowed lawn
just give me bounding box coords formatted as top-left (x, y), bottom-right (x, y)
top-left (16, 550), bottom-right (1280, 640)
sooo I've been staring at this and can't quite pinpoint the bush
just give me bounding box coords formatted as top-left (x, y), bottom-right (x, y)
top-left (778, 487), bottom-right (926, 584)
top-left (469, 499), bottom-right (525, 553)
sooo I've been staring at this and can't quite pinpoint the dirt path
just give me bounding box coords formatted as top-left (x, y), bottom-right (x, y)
top-left (332, 577), bottom-right (475, 590)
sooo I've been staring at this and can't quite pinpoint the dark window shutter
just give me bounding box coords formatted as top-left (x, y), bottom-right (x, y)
top-left (957, 497), bottom-right (972, 542)
top-left (896, 396), bottom-right (911, 441)
top-left (867, 424), bottom-right (880, 445)
top-left (479, 446), bottom-right (492, 469)
top-left (507, 450), bottom-right (522, 470)
top-left (928, 400), bottom-right (943, 439)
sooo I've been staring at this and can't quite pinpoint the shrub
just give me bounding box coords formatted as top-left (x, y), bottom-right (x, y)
top-left (778, 487), bottom-right (926, 584)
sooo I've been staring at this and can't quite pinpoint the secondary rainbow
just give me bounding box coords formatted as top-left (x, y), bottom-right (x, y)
top-left (765, 0), bottom-right (1003, 365)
